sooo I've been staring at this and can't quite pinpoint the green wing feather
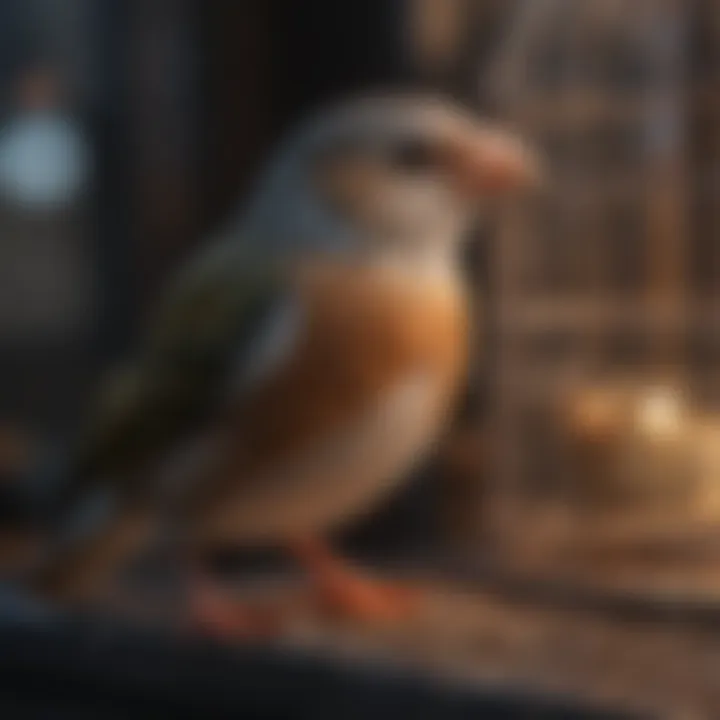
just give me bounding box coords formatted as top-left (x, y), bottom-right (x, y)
top-left (62, 240), bottom-right (285, 505)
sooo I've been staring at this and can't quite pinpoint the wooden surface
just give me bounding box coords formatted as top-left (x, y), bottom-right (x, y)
top-left (0, 613), bottom-right (634, 720)
top-left (272, 578), bottom-right (720, 719)
top-left (54, 565), bottom-right (720, 720)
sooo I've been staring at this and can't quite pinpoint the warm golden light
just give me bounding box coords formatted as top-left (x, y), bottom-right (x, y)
top-left (635, 386), bottom-right (683, 439)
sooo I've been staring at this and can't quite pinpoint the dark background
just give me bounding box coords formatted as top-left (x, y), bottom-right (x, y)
top-left (0, 0), bottom-right (509, 559)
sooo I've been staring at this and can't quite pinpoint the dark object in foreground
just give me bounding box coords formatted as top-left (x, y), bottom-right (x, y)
top-left (0, 615), bottom-right (638, 720)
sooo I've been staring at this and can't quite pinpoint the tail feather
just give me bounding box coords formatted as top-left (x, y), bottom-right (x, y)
top-left (0, 448), bottom-right (98, 578)
top-left (0, 435), bottom-right (158, 605)
top-left (29, 501), bottom-right (157, 604)
top-left (0, 451), bottom-right (65, 573)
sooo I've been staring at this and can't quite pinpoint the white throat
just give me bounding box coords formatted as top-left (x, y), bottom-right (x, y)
top-left (369, 234), bottom-right (460, 283)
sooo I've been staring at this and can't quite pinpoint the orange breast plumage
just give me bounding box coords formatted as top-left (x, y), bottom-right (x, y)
top-left (189, 258), bottom-right (470, 545)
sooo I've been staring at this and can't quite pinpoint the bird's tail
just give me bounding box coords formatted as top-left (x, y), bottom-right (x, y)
top-left (0, 438), bottom-right (112, 580)
top-left (0, 435), bottom-right (157, 605)
top-left (27, 494), bottom-right (157, 604)
top-left (0, 467), bottom-right (155, 602)
top-left (0, 445), bottom-right (78, 575)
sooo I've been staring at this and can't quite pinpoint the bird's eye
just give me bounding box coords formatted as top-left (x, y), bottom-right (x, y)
top-left (387, 138), bottom-right (438, 173)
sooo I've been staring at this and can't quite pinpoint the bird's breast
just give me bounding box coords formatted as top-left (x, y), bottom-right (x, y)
top-left (298, 258), bottom-right (469, 382)
top-left (234, 259), bottom-right (470, 461)
top-left (188, 259), bottom-right (470, 543)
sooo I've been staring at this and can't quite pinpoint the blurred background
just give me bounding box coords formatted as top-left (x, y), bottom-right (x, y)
top-left (0, 0), bottom-right (507, 563)
top-left (3, 0), bottom-right (720, 717)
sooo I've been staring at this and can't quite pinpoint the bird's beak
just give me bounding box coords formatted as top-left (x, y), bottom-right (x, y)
top-left (446, 124), bottom-right (543, 199)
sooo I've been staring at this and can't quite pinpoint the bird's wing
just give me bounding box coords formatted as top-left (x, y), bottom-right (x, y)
top-left (59, 240), bottom-right (290, 509)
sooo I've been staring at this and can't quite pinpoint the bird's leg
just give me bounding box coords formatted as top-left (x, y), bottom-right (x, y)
top-left (184, 553), bottom-right (282, 640)
top-left (288, 536), bottom-right (421, 623)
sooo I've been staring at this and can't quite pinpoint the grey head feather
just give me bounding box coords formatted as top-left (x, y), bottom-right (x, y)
top-left (239, 93), bottom-right (464, 256)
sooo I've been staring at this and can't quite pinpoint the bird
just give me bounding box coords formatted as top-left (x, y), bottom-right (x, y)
top-left (11, 93), bottom-right (540, 636)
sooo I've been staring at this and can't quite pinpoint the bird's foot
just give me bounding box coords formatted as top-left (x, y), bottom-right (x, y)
top-left (187, 580), bottom-right (283, 641)
top-left (313, 570), bottom-right (422, 624)
top-left (290, 537), bottom-right (422, 624)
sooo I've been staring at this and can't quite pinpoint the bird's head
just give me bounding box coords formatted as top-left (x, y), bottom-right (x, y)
top-left (245, 93), bottom-right (542, 262)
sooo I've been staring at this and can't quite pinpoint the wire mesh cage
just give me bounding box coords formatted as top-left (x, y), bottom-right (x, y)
top-left (477, 0), bottom-right (720, 595)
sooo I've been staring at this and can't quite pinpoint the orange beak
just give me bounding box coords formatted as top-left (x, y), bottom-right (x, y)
top-left (446, 125), bottom-right (543, 198)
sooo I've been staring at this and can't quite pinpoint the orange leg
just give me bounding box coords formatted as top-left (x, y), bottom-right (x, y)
top-left (185, 564), bottom-right (282, 641)
top-left (288, 537), bottom-right (422, 624)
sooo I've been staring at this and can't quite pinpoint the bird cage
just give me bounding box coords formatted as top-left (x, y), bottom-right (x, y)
top-left (481, 0), bottom-right (720, 596)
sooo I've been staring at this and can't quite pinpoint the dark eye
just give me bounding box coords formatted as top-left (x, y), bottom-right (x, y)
top-left (387, 138), bottom-right (438, 172)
